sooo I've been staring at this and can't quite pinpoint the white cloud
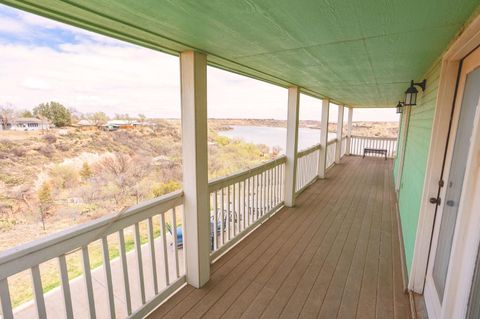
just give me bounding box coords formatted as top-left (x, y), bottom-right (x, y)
top-left (0, 16), bottom-right (27, 34)
top-left (21, 77), bottom-right (51, 91)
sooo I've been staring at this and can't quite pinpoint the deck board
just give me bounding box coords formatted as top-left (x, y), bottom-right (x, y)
top-left (148, 156), bottom-right (411, 319)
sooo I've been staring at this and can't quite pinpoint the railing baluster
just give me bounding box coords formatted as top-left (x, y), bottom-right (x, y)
top-left (31, 265), bottom-right (47, 319)
top-left (101, 237), bottom-right (116, 319)
top-left (118, 230), bottom-right (132, 315)
top-left (160, 213), bottom-right (170, 286)
top-left (213, 191), bottom-right (218, 251)
top-left (221, 187), bottom-right (225, 246)
top-left (227, 185), bottom-right (231, 240)
top-left (243, 180), bottom-right (246, 231)
top-left (172, 208), bottom-right (180, 279)
top-left (58, 254), bottom-right (74, 319)
top-left (134, 223), bottom-right (146, 305)
top-left (0, 278), bottom-right (13, 319)
top-left (147, 217), bottom-right (158, 295)
top-left (81, 246), bottom-right (96, 319)
top-left (255, 174), bottom-right (259, 220)
top-left (232, 183), bottom-right (236, 237)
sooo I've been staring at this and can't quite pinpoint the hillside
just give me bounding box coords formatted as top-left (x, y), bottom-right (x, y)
top-left (0, 120), bottom-right (273, 249)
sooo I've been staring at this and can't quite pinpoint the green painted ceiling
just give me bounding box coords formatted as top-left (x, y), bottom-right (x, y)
top-left (2, 0), bottom-right (479, 107)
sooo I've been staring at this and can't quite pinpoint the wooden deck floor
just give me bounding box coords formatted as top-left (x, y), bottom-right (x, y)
top-left (149, 156), bottom-right (411, 319)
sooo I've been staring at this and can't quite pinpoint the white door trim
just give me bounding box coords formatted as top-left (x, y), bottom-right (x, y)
top-left (441, 94), bottom-right (480, 319)
top-left (424, 46), bottom-right (480, 318)
top-left (410, 13), bottom-right (480, 294)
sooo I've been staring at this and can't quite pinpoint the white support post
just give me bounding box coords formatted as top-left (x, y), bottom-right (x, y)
top-left (346, 107), bottom-right (353, 155)
top-left (284, 87), bottom-right (300, 207)
top-left (335, 105), bottom-right (344, 163)
top-left (180, 51), bottom-right (210, 288)
top-left (317, 99), bottom-right (330, 179)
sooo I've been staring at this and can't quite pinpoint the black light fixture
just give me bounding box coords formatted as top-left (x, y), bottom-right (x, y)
top-left (396, 101), bottom-right (404, 114)
top-left (404, 79), bottom-right (427, 106)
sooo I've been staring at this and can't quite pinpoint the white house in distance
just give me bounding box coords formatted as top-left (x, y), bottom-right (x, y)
top-left (7, 117), bottom-right (50, 131)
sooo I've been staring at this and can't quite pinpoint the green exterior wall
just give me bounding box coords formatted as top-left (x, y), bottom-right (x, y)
top-left (397, 60), bottom-right (441, 274)
top-left (393, 112), bottom-right (404, 185)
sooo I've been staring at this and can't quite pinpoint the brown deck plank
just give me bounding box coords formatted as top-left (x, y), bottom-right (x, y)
top-left (147, 157), bottom-right (411, 319)
top-left (261, 159), bottom-right (373, 319)
top-left (355, 159), bottom-right (384, 319)
top-left (185, 159), bottom-right (355, 318)
top-left (316, 160), bottom-right (379, 319)
top-left (376, 162), bottom-right (395, 319)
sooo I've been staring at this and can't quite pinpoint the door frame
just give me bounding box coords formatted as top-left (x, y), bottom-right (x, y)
top-left (409, 12), bottom-right (480, 318)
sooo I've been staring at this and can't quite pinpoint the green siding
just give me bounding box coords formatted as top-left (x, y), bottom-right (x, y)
top-left (393, 112), bottom-right (404, 184)
top-left (398, 60), bottom-right (441, 274)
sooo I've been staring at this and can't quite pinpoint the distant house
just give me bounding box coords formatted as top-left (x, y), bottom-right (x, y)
top-left (10, 118), bottom-right (50, 131)
top-left (103, 119), bottom-right (140, 130)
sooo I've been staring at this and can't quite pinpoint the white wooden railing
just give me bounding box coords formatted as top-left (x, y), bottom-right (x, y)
top-left (295, 144), bottom-right (320, 194)
top-left (0, 191), bottom-right (185, 319)
top-left (208, 156), bottom-right (286, 260)
top-left (326, 138), bottom-right (337, 169)
top-left (350, 135), bottom-right (397, 158)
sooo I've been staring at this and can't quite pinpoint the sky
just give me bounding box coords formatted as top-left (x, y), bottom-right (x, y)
top-left (0, 4), bottom-right (399, 122)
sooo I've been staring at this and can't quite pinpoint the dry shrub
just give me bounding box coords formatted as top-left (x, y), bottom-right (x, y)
top-left (49, 165), bottom-right (79, 189)
top-left (38, 145), bottom-right (55, 157)
top-left (43, 134), bottom-right (57, 144)
top-left (12, 147), bottom-right (26, 157)
top-left (55, 143), bottom-right (69, 151)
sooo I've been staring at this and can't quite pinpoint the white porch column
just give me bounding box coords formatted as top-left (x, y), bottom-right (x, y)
top-left (317, 99), bottom-right (330, 179)
top-left (335, 105), bottom-right (344, 163)
top-left (346, 107), bottom-right (353, 155)
top-left (284, 86), bottom-right (300, 207)
top-left (180, 51), bottom-right (210, 288)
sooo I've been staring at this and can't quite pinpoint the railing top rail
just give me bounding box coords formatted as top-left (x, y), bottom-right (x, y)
top-left (208, 155), bottom-right (286, 192)
top-left (351, 135), bottom-right (397, 141)
top-left (327, 138), bottom-right (338, 146)
top-left (0, 190), bottom-right (184, 279)
top-left (297, 143), bottom-right (320, 158)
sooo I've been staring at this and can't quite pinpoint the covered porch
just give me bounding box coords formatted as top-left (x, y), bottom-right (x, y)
top-left (1, 1), bottom-right (479, 319)
top-left (150, 156), bottom-right (410, 319)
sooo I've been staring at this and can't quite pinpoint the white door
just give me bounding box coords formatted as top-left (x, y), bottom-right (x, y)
top-left (424, 47), bottom-right (480, 318)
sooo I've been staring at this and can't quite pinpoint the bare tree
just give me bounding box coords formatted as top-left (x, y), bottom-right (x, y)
top-left (0, 105), bottom-right (15, 129)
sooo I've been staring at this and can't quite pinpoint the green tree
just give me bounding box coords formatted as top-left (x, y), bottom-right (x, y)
top-left (80, 162), bottom-right (93, 180)
top-left (37, 182), bottom-right (53, 230)
top-left (33, 102), bottom-right (71, 127)
top-left (20, 110), bottom-right (33, 118)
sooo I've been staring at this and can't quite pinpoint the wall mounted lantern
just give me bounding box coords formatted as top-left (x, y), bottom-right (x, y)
top-left (396, 101), bottom-right (404, 114)
top-left (404, 79), bottom-right (427, 106)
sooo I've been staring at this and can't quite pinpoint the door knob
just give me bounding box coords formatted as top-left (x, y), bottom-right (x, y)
top-left (446, 200), bottom-right (455, 207)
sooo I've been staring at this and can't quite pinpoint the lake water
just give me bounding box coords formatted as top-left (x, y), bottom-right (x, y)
top-left (218, 125), bottom-right (337, 153)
